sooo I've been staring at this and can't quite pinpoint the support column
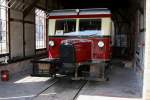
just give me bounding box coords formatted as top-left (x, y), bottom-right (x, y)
top-left (143, 0), bottom-right (150, 99)
top-left (0, 3), bottom-right (1, 41)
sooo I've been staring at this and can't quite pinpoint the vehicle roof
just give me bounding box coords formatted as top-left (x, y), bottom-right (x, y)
top-left (48, 8), bottom-right (111, 19)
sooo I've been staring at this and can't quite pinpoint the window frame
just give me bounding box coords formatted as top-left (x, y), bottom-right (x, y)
top-left (79, 18), bottom-right (102, 31)
top-left (55, 19), bottom-right (76, 35)
top-left (35, 8), bottom-right (47, 50)
top-left (53, 18), bottom-right (102, 36)
top-left (0, 0), bottom-right (9, 56)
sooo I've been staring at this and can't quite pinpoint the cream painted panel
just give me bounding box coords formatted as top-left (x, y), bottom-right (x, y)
top-left (49, 19), bottom-right (56, 36)
top-left (76, 18), bottom-right (79, 32)
top-left (101, 18), bottom-right (111, 36)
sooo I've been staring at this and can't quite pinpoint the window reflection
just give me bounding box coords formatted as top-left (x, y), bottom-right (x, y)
top-left (55, 19), bottom-right (76, 35)
top-left (79, 19), bottom-right (101, 31)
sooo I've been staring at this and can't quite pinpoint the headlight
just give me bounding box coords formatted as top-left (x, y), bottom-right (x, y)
top-left (49, 40), bottom-right (55, 47)
top-left (98, 41), bottom-right (104, 47)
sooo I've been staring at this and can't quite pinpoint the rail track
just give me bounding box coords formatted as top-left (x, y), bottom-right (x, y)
top-left (72, 80), bottom-right (87, 100)
top-left (32, 77), bottom-right (88, 100)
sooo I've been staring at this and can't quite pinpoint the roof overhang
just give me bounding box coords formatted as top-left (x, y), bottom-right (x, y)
top-left (48, 8), bottom-right (111, 19)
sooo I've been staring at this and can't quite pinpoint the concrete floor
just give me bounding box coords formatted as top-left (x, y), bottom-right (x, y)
top-left (0, 61), bottom-right (143, 100)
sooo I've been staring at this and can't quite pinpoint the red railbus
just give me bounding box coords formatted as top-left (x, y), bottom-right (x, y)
top-left (32, 8), bottom-right (113, 81)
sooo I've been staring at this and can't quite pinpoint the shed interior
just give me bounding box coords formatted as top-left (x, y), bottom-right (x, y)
top-left (0, 0), bottom-right (146, 99)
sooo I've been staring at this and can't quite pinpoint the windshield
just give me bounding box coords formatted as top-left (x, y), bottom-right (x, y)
top-left (55, 19), bottom-right (76, 35)
top-left (54, 19), bottom-right (102, 36)
top-left (79, 19), bottom-right (101, 31)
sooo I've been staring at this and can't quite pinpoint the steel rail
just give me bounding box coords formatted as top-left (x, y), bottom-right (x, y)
top-left (31, 78), bottom-right (59, 100)
top-left (72, 81), bottom-right (88, 100)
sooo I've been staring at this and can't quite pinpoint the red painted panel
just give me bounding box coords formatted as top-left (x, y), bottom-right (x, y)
top-left (48, 38), bottom-right (64, 58)
top-left (48, 36), bottom-right (111, 61)
top-left (89, 38), bottom-right (111, 60)
top-left (71, 40), bottom-right (92, 63)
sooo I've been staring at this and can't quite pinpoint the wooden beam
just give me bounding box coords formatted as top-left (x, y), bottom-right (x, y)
top-left (23, 0), bottom-right (39, 18)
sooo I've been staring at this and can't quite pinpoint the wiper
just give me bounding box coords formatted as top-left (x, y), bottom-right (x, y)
top-left (88, 33), bottom-right (98, 37)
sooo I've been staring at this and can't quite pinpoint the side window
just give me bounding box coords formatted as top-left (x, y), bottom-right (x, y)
top-left (35, 8), bottom-right (46, 49)
top-left (0, 0), bottom-right (9, 54)
top-left (79, 19), bottom-right (101, 31)
top-left (55, 19), bottom-right (76, 35)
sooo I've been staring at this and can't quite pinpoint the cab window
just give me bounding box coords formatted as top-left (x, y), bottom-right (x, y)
top-left (55, 19), bottom-right (76, 35)
top-left (79, 19), bottom-right (101, 31)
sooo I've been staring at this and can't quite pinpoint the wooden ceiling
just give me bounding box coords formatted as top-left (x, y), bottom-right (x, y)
top-left (59, 0), bottom-right (131, 9)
